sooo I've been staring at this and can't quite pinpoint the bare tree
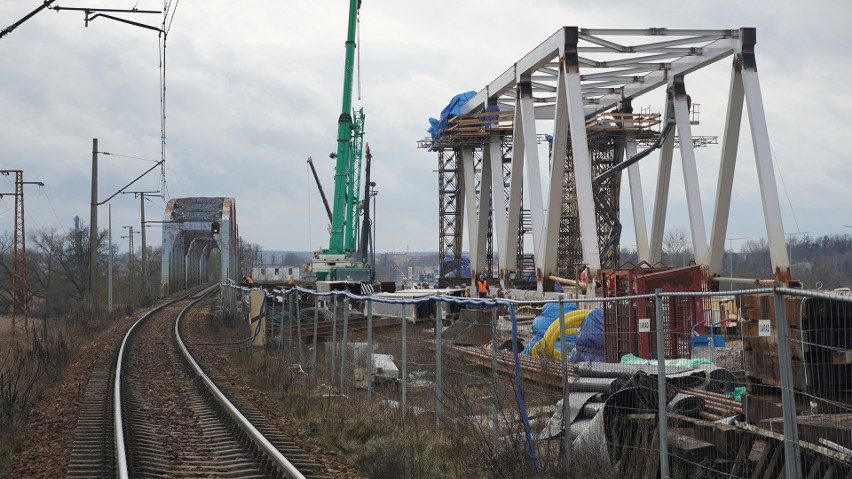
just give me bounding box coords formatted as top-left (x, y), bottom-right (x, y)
top-left (28, 228), bottom-right (64, 317)
top-left (0, 233), bottom-right (12, 313)
top-left (282, 252), bottom-right (301, 267)
top-left (239, 239), bottom-right (263, 276)
top-left (662, 229), bottom-right (692, 267)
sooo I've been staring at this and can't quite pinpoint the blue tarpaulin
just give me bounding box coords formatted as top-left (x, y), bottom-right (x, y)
top-left (521, 302), bottom-right (578, 355)
top-left (569, 307), bottom-right (605, 363)
top-left (428, 91), bottom-right (477, 139)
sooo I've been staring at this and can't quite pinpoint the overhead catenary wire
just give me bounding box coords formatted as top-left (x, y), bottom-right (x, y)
top-left (158, 8), bottom-right (169, 198)
top-left (157, 0), bottom-right (183, 200)
top-left (771, 144), bottom-right (802, 233)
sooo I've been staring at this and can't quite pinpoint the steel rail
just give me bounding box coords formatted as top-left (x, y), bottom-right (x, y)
top-left (113, 285), bottom-right (215, 478)
top-left (173, 292), bottom-right (307, 479)
top-left (113, 292), bottom-right (194, 477)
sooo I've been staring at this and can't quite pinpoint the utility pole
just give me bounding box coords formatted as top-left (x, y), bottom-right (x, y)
top-left (108, 204), bottom-right (113, 315)
top-left (123, 191), bottom-right (161, 302)
top-left (90, 138), bottom-right (98, 315)
top-left (122, 226), bottom-right (138, 273)
top-left (90, 138), bottom-right (163, 312)
top-left (0, 170), bottom-right (44, 334)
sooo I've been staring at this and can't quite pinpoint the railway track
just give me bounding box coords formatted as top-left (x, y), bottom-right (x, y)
top-left (65, 288), bottom-right (330, 478)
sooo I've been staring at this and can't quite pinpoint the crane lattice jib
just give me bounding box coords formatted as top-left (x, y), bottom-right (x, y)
top-left (346, 108), bottom-right (365, 253)
top-left (326, 0), bottom-right (361, 255)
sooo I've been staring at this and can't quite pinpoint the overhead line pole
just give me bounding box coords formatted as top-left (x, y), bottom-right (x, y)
top-left (0, 170), bottom-right (44, 335)
top-left (90, 139), bottom-right (99, 315)
top-left (122, 191), bottom-right (162, 302)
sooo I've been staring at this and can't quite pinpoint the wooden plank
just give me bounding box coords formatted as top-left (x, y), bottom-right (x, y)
top-left (832, 351), bottom-right (852, 364)
top-left (806, 456), bottom-right (824, 479)
top-left (739, 422), bottom-right (852, 466)
top-left (642, 427), bottom-right (660, 479)
top-left (744, 350), bottom-right (808, 390)
top-left (762, 414), bottom-right (852, 451)
top-left (732, 432), bottom-right (756, 476)
top-left (745, 394), bottom-right (783, 425)
top-left (761, 443), bottom-right (782, 479)
top-left (740, 294), bottom-right (805, 329)
top-left (668, 413), bottom-right (742, 459)
top-left (751, 440), bottom-right (775, 479)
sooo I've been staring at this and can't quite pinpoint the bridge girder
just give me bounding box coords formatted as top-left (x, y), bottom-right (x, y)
top-left (160, 197), bottom-right (238, 296)
top-left (426, 27), bottom-right (791, 294)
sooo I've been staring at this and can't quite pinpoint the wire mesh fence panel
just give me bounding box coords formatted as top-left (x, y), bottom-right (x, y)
top-left (214, 282), bottom-right (852, 478)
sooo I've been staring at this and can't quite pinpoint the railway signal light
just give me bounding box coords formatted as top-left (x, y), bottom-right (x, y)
top-left (211, 221), bottom-right (220, 235)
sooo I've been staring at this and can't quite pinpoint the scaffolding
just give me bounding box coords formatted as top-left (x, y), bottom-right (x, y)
top-left (421, 110), bottom-right (663, 286)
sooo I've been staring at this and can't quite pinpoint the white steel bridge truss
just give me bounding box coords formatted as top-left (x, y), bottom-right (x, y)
top-left (451, 27), bottom-right (789, 294)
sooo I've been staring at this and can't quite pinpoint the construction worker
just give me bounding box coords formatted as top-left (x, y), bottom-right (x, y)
top-left (477, 274), bottom-right (488, 298)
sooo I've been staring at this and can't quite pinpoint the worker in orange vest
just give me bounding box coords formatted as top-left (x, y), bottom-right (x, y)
top-left (477, 274), bottom-right (488, 298)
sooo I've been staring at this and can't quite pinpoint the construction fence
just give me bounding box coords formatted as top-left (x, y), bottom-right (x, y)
top-left (219, 281), bottom-right (852, 478)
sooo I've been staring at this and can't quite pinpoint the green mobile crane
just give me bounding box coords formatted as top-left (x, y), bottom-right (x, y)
top-left (311, 0), bottom-right (371, 283)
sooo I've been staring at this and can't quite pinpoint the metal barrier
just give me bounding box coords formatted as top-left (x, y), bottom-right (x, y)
top-left (217, 281), bottom-right (852, 478)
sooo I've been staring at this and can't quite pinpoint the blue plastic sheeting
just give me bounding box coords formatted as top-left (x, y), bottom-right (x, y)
top-left (554, 334), bottom-right (577, 354)
top-left (441, 254), bottom-right (470, 278)
top-left (428, 91), bottom-right (477, 139)
top-left (569, 307), bottom-right (605, 363)
top-left (521, 302), bottom-right (578, 355)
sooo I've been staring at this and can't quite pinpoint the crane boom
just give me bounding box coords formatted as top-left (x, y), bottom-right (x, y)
top-left (306, 156), bottom-right (333, 224)
top-left (327, 0), bottom-right (363, 255)
top-left (311, 0), bottom-right (371, 283)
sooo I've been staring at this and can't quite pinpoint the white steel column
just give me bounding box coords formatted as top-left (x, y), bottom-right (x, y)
top-left (542, 67), bottom-right (570, 281)
top-left (518, 81), bottom-right (546, 291)
top-left (625, 132), bottom-right (650, 262)
top-left (741, 49), bottom-right (790, 279)
top-left (461, 147), bottom-right (483, 280)
top-left (709, 64), bottom-right (745, 276)
top-left (650, 96), bottom-right (676, 264)
top-left (488, 135), bottom-right (510, 287)
top-left (505, 100), bottom-right (526, 280)
top-left (562, 60), bottom-right (600, 286)
top-left (673, 82), bottom-right (710, 266)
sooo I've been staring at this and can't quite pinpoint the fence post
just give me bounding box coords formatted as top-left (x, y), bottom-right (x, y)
top-left (402, 302), bottom-right (409, 419)
top-left (559, 298), bottom-right (571, 468)
top-left (340, 297), bottom-right (350, 394)
top-left (312, 296), bottom-right (319, 370)
top-left (331, 294), bottom-right (338, 386)
top-left (273, 293), bottom-right (280, 351)
top-left (491, 303), bottom-right (499, 454)
top-left (435, 298), bottom-right (443, 429)
top-left (774, 286), bottom-right (803, 479)
top-left (287, 290), bottom-right (294, 361)
top-left (296, 290), bottom-right (303, 367)
top-left (367, 298), bottom-right (373, 403)
top-left (655, 289), bottom-right (670, 479)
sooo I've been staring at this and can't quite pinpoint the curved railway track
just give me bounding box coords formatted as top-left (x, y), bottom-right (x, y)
top-left (65, 288), bottom-right (329, 478)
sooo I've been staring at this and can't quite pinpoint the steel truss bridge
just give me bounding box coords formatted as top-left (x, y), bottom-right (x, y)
top-left (421, 27), bottom-right (791, 293)
top-left (160, 197), bottom-right (238, 295)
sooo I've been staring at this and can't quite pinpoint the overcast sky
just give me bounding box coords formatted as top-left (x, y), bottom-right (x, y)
top-left (2, 0), bottom-right (850, 257)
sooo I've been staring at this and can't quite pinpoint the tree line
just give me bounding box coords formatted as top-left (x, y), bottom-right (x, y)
top-left (620, 231), bottom-right (852, 289)
top-left (0, 220), bottom-right (162, 318)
